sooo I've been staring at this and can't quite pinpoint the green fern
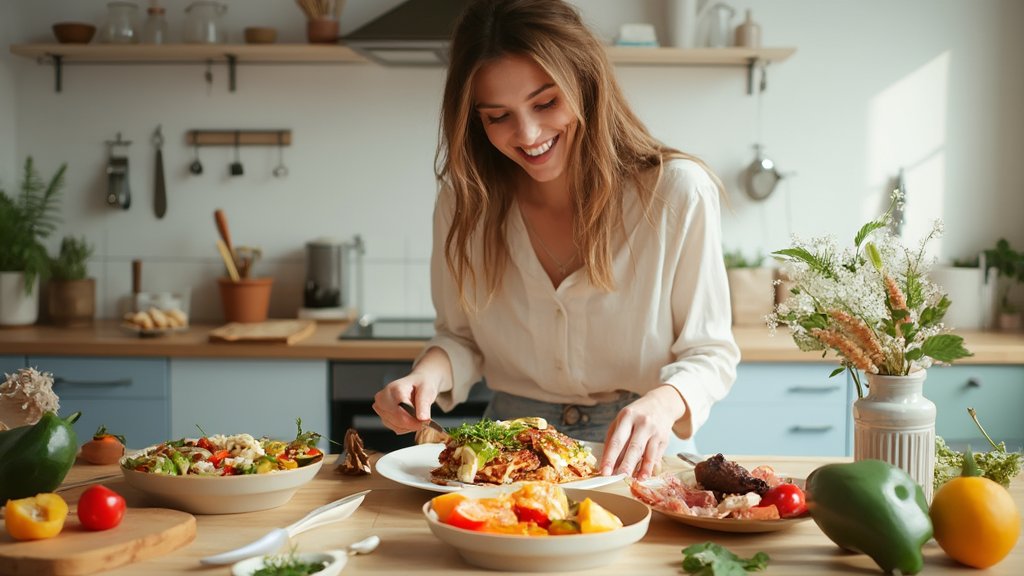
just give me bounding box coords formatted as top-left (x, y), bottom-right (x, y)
top-left (0, 156), bottom-right (66, 293)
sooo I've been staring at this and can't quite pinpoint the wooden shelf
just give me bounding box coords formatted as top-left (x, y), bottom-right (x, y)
top-left (9, 43), bottom-right (795, 94)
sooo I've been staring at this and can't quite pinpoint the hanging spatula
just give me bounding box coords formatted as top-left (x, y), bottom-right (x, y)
top-left (153, 125), bottom-right (167, 219)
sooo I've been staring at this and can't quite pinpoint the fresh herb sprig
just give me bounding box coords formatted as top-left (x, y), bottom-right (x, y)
top-left (447, 419), bottom-right (527, 449)
top-left (934, 407), bottom-right (1022, 490)
top-left (253, 546), bottom-right (327, 576)
top-left (682, 542), bottom-right (770, 575)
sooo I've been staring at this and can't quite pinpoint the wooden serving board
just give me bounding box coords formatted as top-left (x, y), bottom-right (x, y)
top-left (0, 507), bottom-right (196, 576)
top-left (208, 319), bottom-right (316, 344)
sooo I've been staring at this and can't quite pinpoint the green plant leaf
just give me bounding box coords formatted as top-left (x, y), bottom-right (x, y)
top-left (919, 296), bottom-right (951, 328)
top-left (854, 220), bottom-right (887, 250)
top-left (829, 367), bottom-right (845, 378)
top-left (772, 248), bottom-right (835, 279)
top-left (921, 334), bottom-right (973, 363)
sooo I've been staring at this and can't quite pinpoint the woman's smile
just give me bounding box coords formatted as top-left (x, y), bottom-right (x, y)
top-left (520, 135), bottom-right (559, 163)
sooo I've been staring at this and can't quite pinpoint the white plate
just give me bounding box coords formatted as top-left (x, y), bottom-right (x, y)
top-left (232, 551), bottom-right (346, 576)
top-left (423, 487), bottom-right (651, 572)
top-left (376, 443), bottom-right (626, 493)
top-left (635, 475), bottom-right (811, 533)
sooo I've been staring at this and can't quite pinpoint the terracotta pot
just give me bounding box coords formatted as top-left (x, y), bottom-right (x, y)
top-left (306, 17), bottom-right (339, 44)
top-left (48, 278), bottom-right (96, 326)
top-left (853, 370), bottom-right (936, 502)
top-left (218, 277), bottom-right (273, 323)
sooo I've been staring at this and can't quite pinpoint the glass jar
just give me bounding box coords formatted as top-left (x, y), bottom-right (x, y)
top-left (184, 1), bottom-right (228, 44)
top-left (99, 1), bottom-right (140, 44)
top-left (141, 1), bottom-right (169, 44)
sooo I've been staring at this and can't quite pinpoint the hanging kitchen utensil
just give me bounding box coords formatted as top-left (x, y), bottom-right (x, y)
top-left (743, 143), bottom-right (783, 201)
top-left (105, 132), bottom-right (132, 210)
top-left (229, 130), bottom-right (244, 176)
top-left (152, 124), bottom-right (167, 218)
top-left (189, 142), bottom-right (203, 175)
top-left (273, 130), bottom-right (288, 178)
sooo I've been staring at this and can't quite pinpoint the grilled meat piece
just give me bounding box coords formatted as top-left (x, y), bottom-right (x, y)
top-left (694, 453), bottom-right (770, 496)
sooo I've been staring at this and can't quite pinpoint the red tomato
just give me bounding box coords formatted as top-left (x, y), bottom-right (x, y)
top-left (445, 500), bottom-right (491, 531)
top-left (196, 437), bottom-right (214, 452)
top-left (209, 449), bottom-right (230, 468)
top-left (758, 483), bottom-right (807, 518)
top-left (514, 504), bottom-right (551, 528)
top-left (77, 485), bottom-right (126, 531)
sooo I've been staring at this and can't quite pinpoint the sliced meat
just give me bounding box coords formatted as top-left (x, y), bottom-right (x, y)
top-left (694, 453), bottom-right (770, 496)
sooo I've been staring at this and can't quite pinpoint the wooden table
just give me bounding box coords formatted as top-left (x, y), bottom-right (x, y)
top-left (47, 454), bottom-right (1023, 575)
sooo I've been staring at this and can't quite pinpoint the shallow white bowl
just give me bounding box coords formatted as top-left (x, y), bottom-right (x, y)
top-left (423, 486), bottom-right (651, 572)
top-left (121, 459), bottom-right (323, 515)
top-left (232, 551), bottom-right (346, 576)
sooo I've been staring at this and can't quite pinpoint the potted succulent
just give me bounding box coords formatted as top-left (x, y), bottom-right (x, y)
top-left (723, 248), bottom-right (774, 326)
top-left (47, 236), bottom-right (96, 326)
top-left (0, 157), bottom-right (65, 326)
top-left (983, 238), bottom-right (1024, 331)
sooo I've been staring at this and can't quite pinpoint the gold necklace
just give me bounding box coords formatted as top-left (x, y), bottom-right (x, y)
top-left (520, 209), bottom-right (576, 277)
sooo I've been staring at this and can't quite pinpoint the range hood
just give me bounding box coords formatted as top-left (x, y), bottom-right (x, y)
top-left (341, 0), bottom-right (472, 66)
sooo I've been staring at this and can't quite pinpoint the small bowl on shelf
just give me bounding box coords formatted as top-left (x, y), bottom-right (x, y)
top-left (244, 26), bottom-right (278, 44)
top-left (52, 22), bottom-right (96, 44)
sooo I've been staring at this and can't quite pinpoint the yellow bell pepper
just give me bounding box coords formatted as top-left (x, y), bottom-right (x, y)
top-left (4, 493), bottom-right (69, 541)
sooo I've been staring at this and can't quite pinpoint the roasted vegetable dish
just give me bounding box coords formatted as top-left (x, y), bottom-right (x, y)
top-left (431, 418), bottom-right (597, 486)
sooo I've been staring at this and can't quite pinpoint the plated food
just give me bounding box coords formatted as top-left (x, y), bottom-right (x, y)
top-left (423, 484), bottom-right (651, 572)
top-left (629, 453), bottom-right (810, 533)
top-left (430, 418), bottom-right (598, 486)
top-left (119, 422), bottom-right (325, 514)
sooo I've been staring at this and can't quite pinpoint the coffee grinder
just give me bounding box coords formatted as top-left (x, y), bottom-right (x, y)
top-left (298, 234), bottom-right (364, 321)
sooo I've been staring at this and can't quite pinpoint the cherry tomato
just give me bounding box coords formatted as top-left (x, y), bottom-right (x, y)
top-left (758, 483), bottom-right (807, 518)
top-left (208, 449), bottom-right (231, 468)
top-left (196, 437), bottom-right (214, 452)
top-left (514, 504), bottom-right (551, 528)
top-left (77, 485), bottom-right (126, 531)
top-left (445, 500), bottom-right (493, 531)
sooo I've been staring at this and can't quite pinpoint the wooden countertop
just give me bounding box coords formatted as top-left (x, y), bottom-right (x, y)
top-left (50, 454), bottom-right (1024, 575)
top-left (1, 320), bottom-right (1023, 364)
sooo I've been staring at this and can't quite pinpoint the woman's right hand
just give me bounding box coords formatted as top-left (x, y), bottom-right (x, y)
top-left (372, 372), bottom-right (442, 434)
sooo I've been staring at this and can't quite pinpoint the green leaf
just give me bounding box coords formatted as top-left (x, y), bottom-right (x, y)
top-left (798, 313), bottom-right (829, 332)
top-left (920, 334), bottom-right (973, 363)
top-left (854, 220), bottom-right (887, 249)
top-left (772, 248), bottom-right (835, 279)
top-left (829, 367), bottom-right (846, 378)
top-left (905, 348), bottom-right (924, 361)
top-left (864, 242), bottom-right (883, 270)
top-left (682, 542), bottom-right (770, 575)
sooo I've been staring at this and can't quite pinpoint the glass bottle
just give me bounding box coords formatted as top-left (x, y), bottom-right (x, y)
top-left (99, 1), bottom-right (140, 44)
top-left (141, 0), bottom-right (169, 44)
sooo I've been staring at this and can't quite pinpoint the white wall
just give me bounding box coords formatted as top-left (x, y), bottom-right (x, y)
top-left (0, 0), bottom-right (19, 178)
top-left (2, 0), bottom-right (1022, 322)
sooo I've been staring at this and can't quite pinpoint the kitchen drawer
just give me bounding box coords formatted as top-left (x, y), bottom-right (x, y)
top-left (1, 355), bottom-right (26, 376)
top-left (697, 400), bottom-right (847, 457)
top-left (924, 365), bottom-right (1024, 445)
top-left (28, 356), bottom-right (168, 400)
top-left (728, 363), bottom-right (847, 404)
top-left (59, 398), bottom-right (170, 448)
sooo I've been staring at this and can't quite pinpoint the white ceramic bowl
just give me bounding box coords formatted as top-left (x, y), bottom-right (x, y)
top-left (423, 487), bottom-right (651, 572)
top-left (232, 551), bottom-right (346, 576)
top-left (121, 459), bottom-right (323, 515)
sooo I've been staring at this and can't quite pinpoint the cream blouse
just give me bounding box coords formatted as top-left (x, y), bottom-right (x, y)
top-left (422, 159), bottom-right (740, 438)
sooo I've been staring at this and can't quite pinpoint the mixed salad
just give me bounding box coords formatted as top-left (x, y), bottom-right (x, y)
top-left (121, 419), bottom-right (324, 476)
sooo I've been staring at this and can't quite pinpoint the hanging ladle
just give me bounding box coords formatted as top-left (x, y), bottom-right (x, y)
top-left (742, 143), bottom-right (784, 201)
top-left (189, 142), bottom-right (203, 175)
top-left (229, 130), bottom-right (244, 177)
top-left (273, 131), bottom-right (288, 178)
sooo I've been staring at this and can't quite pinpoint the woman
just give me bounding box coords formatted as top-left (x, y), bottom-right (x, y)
top-left (373, 0), bottom-right (739, 480)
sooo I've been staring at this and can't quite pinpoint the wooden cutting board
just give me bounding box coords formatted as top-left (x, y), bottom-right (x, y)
top-left (0, 507), bottom-right (196, 576)
top-left (208, 319), bottom-right (316, 344)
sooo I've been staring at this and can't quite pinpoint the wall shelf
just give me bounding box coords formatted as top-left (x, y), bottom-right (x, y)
top-left (9, 43), bottom-right (795, 94)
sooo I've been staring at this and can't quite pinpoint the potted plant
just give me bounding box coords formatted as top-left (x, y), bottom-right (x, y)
top-left (47, 235), bottom-right (96, 326)
top-left (983, 238), bottom-right (1024, 331)
top-left (768, 190), bottom-right (972, 501)
top-left (723, 248), bottom-right (774, 327)
top-left (0, 157), bottom-right (65, 326)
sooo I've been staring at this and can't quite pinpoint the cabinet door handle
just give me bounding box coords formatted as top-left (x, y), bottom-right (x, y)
top-left (787, 385), bottom-right (841, 394)
top-left (53, 377), bottom-right (133, 388)
top-left (789, 425), bottom-right (834, 434)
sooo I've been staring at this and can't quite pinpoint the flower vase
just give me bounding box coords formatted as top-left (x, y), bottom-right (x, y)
top-left (853, 370), bottom-right (935, 501)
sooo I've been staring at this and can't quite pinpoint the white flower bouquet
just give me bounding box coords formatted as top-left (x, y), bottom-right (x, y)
top-left (767, 192), bottom-right (973, 397)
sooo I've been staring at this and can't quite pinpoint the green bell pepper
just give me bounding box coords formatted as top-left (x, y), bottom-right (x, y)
top-left (805, 459), bottom-right (932, 575)
top-left (0, 411), bottom-right (80, 501)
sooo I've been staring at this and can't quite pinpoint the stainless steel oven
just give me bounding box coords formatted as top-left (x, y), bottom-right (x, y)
top-left (330, 318), bottom-right (491, 453)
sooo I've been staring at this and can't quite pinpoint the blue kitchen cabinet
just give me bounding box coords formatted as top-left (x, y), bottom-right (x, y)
top-left (695, 363), bottom-right (850, 457)
top-left (170, 359), bottom-right (329, 449)
top-left (1, 355), bottom-right (26, 376)
top-left (924, 364), bottom-right (1024, 451)
top-left (27, 356), bottom-right (170, 448)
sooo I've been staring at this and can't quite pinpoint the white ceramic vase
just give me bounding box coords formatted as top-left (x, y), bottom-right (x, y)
top-left (853, 369), bottom-right (936, 502)
top-left (0, 271), bottom-right (40, 326)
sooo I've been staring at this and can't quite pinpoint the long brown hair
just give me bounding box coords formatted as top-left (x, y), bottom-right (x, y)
top-left (436, 0), bottom-right (720, 310)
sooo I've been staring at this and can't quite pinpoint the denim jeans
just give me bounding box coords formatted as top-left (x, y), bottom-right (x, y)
top-left (483, 391), bottom-right (697, 455)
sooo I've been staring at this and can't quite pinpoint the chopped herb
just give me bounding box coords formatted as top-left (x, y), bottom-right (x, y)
top-left (934, 407), bottom-right (1022, 490)
top-left (253, 548), bottom-right (327, 576)
top-left (447, 419), bottom-right (527, 449)
top-left (682, 542), bottom-right (770, 575)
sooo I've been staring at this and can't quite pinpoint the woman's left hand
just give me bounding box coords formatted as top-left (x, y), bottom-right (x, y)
top-left (600, 385), bottom-right (686, 480)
